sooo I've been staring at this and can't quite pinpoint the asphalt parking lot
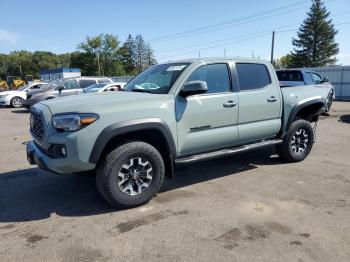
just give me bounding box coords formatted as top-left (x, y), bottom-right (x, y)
top-left (0, 102), bottom-right (350, 262)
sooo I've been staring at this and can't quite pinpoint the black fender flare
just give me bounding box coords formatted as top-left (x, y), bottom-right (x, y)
top-left (89, 118), bottom-right (176, 164)
top-left (281, 97), bottom-right (325, 138)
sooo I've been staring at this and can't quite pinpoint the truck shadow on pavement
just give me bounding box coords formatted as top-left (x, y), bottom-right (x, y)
top-left (0, 148), bottom-right (285, 222)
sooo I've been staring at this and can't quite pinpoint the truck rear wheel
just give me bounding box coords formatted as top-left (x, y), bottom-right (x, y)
top-left (277, 120), bottom-right (314, 162)
top-left (96, 141), bottom-right (165, 208)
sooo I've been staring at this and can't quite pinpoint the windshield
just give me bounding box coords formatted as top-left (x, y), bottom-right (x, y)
top-left (123, 63), bottom-right (190, 94)
top-left (18, 84), bottom-right (30, 91)
top-left (84, 83), bottom-right (108, 93)
top-left (40, 79), bottom-right (64, 91)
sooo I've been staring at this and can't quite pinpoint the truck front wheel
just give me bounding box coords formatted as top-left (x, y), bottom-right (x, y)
top-left (96, 141), bottom-right (165, 208)
top-left (277, 120), bottom-right (314, 162)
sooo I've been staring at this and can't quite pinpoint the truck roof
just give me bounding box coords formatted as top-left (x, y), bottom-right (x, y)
top-left (163, 57), bottom-right (269, 64)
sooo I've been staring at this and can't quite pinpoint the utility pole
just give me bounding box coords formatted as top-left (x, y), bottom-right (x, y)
top-left (18, 65), bottom-right (22, 78)
top-left (96, 53), bottom-right (101, 76)
top-left (198, 50), bottom-right (201, 58)
top-left (270, 31), bottom-right (275, 63)
top-left (224, 47), bottom-right (226, 57)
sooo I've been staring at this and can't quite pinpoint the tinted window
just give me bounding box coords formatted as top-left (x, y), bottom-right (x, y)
top-left (79, 79), bottom-right (97, 88)
top-left (276, 70), bottom-right (303, 82)
top-left (311, 73), bottom-right (322, 84)
top-left (237, 63), bottom-right (271, 91)
top-left (187, 64), bottom-right (230, 94)
top-left (63, 80), bottom-right (80, 90)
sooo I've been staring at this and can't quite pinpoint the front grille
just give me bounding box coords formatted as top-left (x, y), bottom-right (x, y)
top-left (30, 110), bottom-right (44, 140)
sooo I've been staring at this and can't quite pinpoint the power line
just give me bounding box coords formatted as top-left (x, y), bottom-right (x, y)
top-left (150, 0), bottom-right (336, 43)
top-left (156, 24), bottom-right (299, 55)
top-left (158, 22), bottom-right (350, 62)
top-left (155, 10), bottom-right (350, 59)
top-left (158, 32), bottom-right (272, 61)
top-left (149, 0), bottom-right (308, 42)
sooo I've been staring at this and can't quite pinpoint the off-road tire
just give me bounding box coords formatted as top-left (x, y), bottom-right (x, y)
top-left (10, 97), bottom-right (23, 108)
top-left (96, 141), bottom-right (165, 208)
top-left (276, 119), bottom-right (314, 162)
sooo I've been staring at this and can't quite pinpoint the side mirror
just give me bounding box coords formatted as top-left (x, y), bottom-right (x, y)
top-left (57, 85), bottom-right (64, 94)
top-left (181, 80), bottom-right (208, 97)
top-left (322, 77), bottom-right (329, 83)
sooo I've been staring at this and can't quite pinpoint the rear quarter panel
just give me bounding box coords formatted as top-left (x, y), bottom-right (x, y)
top-left (281, 85), bottom-right (330, 128)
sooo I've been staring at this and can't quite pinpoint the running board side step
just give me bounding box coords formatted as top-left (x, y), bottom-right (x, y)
top-left (174, 139), bottom-right (283, 165)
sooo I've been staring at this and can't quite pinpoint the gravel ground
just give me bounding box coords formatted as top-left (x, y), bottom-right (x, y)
top-left (0, 102), bottom-right (349, 262)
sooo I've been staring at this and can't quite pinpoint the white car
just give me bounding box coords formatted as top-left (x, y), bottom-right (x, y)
top-left (0, 82), bottom-right (47, 108)
top-left (84, 82), bottom-right (127, 93)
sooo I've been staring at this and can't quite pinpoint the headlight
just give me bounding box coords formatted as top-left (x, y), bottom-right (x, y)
top-left (52, 113), bottom-right (98, 132)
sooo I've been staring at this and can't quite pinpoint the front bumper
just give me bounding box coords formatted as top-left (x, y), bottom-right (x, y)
top-left (26, 140), bottom-right (95, 174)
top-left (0, 96), bottom-right (11, 106)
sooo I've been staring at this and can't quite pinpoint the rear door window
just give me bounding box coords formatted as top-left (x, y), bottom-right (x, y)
top-left (236, 63), bottom-right (271, 91)
top-left (79, 79), bottom-right (97, 88)
top-left (276, 70), bottom-right (303, 82)
top-left (63, 80), bottom-right (80, 90)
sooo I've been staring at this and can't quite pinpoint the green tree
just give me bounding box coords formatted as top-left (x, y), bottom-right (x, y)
top-left (134, 35), bottom-right (157, 73)
top-left (291, 0), bottom-right (339, 67)
top-left (273, 54), bottom-right (294, 69)
top-left (134, 35), bottom-right (147, 72)
top-left (70, 51), bottom-right (96, 76)
top-left (100, 33), bottom-right (120, 76)
top-left (78, 34), bottom-right (124, 76)
top-left (144, 43), bottom-right (157, 67)
top-left (78, 35), bottom-right (103, 75)
top-left (119, 34), bottom-right (136, 75)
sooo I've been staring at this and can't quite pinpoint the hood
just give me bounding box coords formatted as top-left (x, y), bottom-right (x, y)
top-left (38, 91), bottom-right (174, 115)
top-left (0, 90), bottom-right (24, 96)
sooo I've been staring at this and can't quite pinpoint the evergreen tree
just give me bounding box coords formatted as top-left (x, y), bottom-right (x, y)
top-left (291, 0), bottom-right (339, 67)
top-left (119, 35), bottom-right (136, 74)
top-left (144, 43), bottom-right (157, 67)
top-left (134, 35), bottom-right (147, 72)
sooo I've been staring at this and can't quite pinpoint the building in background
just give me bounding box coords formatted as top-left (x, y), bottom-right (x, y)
top-left (39, 68), bottom-right (81, 81)
top-left (309, 66), bottom-right (350, 101)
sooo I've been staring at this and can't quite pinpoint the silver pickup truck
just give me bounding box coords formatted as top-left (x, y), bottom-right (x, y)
top-left (276, 69), bottom-right (335, 112)
top-left (26, 58), bottom-right (332, 208)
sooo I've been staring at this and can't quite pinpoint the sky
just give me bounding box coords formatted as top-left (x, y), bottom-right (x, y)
top-left (0, 0), bottom-right (349, 65)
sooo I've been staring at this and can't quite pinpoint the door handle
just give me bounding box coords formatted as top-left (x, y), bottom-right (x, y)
top-left (223, 101), bottom-right (237, 108)
top-left (267, 96), bottom-right (278, 102)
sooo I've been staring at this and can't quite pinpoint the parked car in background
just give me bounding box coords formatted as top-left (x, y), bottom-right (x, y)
top-left (26, 58), bottom-right (333, 208)
top-left (276, 69), bottom-right (335, 112)
top-left (23, 77), bottom-right (112, 109)
top-left (0, 82), bottom-right (47, 108)
top-left (111, 76), bottom-right (134, 83)
top-left (84, 82), bottom-right (127, 93)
